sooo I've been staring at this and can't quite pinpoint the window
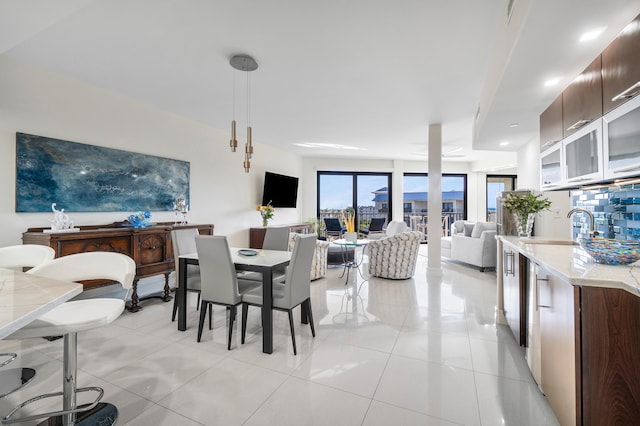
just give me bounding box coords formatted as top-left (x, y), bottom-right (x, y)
top-left (317, 172), bottom-right (392, 234)
top-left (403, 173), bottom-right (467, 237)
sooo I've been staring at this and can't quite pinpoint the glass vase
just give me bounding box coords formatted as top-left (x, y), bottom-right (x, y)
top-left (262, 217), bottom-right (269, 227)
top-left (515, 213), bottom-right (535, 238)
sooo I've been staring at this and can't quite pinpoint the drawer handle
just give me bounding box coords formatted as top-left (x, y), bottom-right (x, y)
top-left (504, 251), bottom-right (515, 276)
top-left (148, 246), bottom-right (157, 250)
top-left (611, 81), bottom-right (640, 102)
top-left (566, 119), bottom-right (591, 131)
top-left (536, 276), bottom-right (550, 308)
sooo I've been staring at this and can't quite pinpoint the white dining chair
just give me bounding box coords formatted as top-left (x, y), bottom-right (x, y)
top-left (0, 244), bottom-right (55, 398)
top-left (241, 233), bottom-right (317, 355)
top-left (195, 236), bottom-right (260, 350)
top-left (171, 228), bottom-right (202, 322)
top-left (1, 251), bottom-right (135, 426)
top-left (240, 226), bottom-right (290, 282)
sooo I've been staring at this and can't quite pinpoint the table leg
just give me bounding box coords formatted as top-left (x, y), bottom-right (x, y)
top-left (128, 279), bottom-right (141, 312)
top-left (178, 258), bottom-right (188, 331)
top-left (262, 267), bottom-right (273, 354)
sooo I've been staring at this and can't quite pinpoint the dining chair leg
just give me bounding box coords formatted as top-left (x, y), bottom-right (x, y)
top-left (197, 292), bottom-right (201, 310)
top-left (304, 299), bottom-right (316, 338)
top-left (241, 304), bottom-right (249, 344)
top-left (171, 293), bottom-right (179, 322)
top-left (197, 300), bottom-right (208, 342)
top-left (287, 310), bottom-right (297, 356)
top-left (208, 304), bottom-right (213, 330)
top-left (228, 306), bottom-right (237, 351)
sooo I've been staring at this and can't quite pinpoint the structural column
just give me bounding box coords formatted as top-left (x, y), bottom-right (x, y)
top-left (427, 123), bottom-right (442, 273)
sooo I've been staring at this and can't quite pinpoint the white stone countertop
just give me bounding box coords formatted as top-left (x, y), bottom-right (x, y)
top-left (498, 236), bottom-right (640, 297)
top-left (0, 268), bottom-right (82, 340)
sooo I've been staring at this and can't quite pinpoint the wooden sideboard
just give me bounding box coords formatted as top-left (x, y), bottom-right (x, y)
top-left (249, 223), bottom-right (312, 248)
top-left (23, 222), bottom-right (213, 311)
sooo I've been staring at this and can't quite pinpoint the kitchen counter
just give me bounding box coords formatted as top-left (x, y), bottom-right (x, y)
top-left (498, 236), bottom-right (640, 297)
top-left (497, 236), bottom-right (640, 424)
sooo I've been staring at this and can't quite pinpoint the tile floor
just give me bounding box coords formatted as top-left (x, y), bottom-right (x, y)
top-left (0, 246), bottom-right (559, 425)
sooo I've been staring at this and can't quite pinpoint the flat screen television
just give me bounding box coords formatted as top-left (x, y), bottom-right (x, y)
top-left (262, 171), bottom-right (299, 208)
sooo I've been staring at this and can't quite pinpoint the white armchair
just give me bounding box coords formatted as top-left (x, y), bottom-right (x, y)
top-left (367, 231), bottom-right (422, 279)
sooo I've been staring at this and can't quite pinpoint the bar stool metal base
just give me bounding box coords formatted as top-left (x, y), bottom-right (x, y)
top-left (36, 402), bottom-right (118, 426)
top-left (0, 368), bottom-right (36, 398)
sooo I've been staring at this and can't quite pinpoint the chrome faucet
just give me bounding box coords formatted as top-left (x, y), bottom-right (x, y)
top-left (567, 208), bottom-right (599, 238)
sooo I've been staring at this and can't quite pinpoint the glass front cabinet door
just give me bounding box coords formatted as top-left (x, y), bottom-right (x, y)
top-left (540, 143), bottom-right (564, 190)
top-left (603, 94), bottom-right (640, 180)
top-left (563, 118), bottom-right (603, 186)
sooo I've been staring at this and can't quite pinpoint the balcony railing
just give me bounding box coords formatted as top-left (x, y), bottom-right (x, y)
top-left (317, 210), bottom-right (465, 240)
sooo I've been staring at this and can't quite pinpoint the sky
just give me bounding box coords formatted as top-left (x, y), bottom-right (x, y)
top-left (319, 174), bottom-right (465, 210)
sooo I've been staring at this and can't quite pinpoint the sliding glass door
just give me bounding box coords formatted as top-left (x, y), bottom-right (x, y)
top-left (403, 173), bottom-right (467, 239)
top-left (317, 172), bottom-right (391, 235)
top-left (486, 175), bottom-right (517, 222)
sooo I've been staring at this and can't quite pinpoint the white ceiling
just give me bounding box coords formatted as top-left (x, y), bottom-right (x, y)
top-left (2, 0), bottom-right (639, 169)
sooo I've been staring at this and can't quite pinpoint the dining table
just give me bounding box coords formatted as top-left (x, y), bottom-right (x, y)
top-left (177, 248), bottom-right (292, 354)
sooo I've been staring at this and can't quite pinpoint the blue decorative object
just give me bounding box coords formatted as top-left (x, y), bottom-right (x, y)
top-left (15, 133), bottom-right (190, 212)
top-left (127, 211), bottom-right (152, 228)
top-left (579, 238), bottom-right (640, 265)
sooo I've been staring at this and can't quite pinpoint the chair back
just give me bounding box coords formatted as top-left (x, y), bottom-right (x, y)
top-left (0, 245), bottom-right (55, 270)
top-left (281, 234), bottom-right (316, 307)
top-left (26, 251), bottom-right (136, 298)
top-left (368, 218), bottom-right (386, 232)
top-left (262, 227), bottom-right (290, 251)
top-left (171, 228), bottom-right (201, 288)
top-left (195, 235), bottom-right (241, 306)
top-left (386, 220), bottom-right (408, 236)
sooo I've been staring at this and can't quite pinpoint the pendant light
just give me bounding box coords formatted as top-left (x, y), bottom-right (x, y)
top-left (229, 54), bottom-right (258, 173)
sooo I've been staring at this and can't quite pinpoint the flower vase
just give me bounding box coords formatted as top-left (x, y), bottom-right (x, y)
top-left (262, 218), bottom-right (269, 227)
top-left (515, 213), bottom-right (536, 238)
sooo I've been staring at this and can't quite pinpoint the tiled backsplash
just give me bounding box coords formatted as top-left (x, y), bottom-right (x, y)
top-left (571, 183), bottom-right (640, 241)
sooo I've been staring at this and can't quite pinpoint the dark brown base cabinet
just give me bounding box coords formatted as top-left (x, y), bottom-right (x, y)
top-left (580, 286), bottom-right (640, 425)
top-left (23, 222), bottom-right (213, 311)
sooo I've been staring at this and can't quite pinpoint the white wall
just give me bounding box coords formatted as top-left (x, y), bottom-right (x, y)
top-left (516, 138), bottom-right (541, 190)
top-left (0, 56), bottom-right (303, 247)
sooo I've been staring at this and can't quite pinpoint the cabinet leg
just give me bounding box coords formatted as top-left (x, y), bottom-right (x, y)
top-left (162, 273), bottom-right (172, 302)
top-left (128, 279), bottom-right (142, 312)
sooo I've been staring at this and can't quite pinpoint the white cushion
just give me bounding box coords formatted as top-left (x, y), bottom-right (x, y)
top-left (8, 298), bottom-right (125, 339)
top-left (470, 222), bottom-right (496, 238)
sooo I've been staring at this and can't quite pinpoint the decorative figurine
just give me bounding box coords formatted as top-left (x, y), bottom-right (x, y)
top-left (47, 203), bottom-right (77, 232)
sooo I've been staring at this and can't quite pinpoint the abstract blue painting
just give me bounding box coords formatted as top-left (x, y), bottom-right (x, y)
top-left (16, 133), bottom-right (190, 212)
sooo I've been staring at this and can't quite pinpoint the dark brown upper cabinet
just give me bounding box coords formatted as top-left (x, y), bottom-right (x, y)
top-left (602, 14), bottom-right (640, 114)
top-left (540, 94), bottom-right (563, 152)
top-left (562, 55), bottom-right (603, 138)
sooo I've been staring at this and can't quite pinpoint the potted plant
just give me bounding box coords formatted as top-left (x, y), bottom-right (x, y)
top-left (503, 192), bottom-right (551, 237)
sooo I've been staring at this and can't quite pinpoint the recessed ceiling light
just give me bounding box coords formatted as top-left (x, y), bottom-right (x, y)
top-left (579, 27), bottom-right (606, 42)
top-left (293, 142), bottom-right (366, 151)
top-left (509, 123), bottom-right (519, 128)
top-left (544, 78), bottom-right (561, 87)
top-left (499, 141), bottom-right (510, 146)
